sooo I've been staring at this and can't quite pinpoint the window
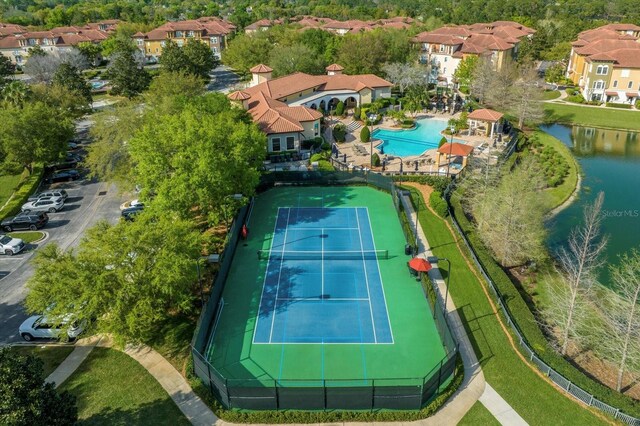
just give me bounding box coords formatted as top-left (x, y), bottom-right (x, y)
top-left (212, 47), bottom-right (218, 53)
top-left (595, 65), bottom-right (608, 75)
top-left (621, 69), bottom-right (630, 77)
top-left (613, 80), bottom-right (618, 88)
top-left (175, 31), bottom-right (183, 37)
top-left (444, 56), bottom-right (448, 62)
top-left (211, 36), bottom-right (218, 44)
top-left (187, 31), bottom-right (194, 37)
top-left (593, 80), bottom-right (605, 90)
top-left (628, 81), bottom-right (634, 89)
top-left (286, 136), bottom-right (295, 150)
top-left (314, 122), bottom-right (319, 136)
top-left (271, 138), bottom-right (281, 152)
top-left (443, 67), bottom-right (447, 74)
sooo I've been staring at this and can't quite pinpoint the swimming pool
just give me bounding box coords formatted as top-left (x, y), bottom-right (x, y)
top-left (372, 119), bottom-right (451, 157)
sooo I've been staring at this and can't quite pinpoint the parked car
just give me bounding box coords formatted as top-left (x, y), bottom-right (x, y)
top-left (121, 205), bottom-right (144, 221)
top-left (48, 169), bottom-right (81, 183)
top-left (119, 199), bottom-right (144, 210)
top-left (46, 158), bottom-right (78, 171)
top-left (0, 234), bottom-right (25, 256)
top-left (1, 211), bottom-right (48, 231)
top-left (19, 314), bottom-right (86, 342)
top-left (28, 189), bottom-right (68, 202)
top-left (67, 142), bottom-right (79, 150)
top-left (21, 198), bottom-right (64, 213)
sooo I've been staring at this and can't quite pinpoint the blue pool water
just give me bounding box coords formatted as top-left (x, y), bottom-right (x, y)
top-left (373, 119), bottom-right (453, 157)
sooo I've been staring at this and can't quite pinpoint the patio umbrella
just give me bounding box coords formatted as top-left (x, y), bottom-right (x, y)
top-left (409, 257), bottom-right (432, 273)
top-left (380, 145), bottom-right (384, 155)
top-left (400, 162), bottom-right (403, 173)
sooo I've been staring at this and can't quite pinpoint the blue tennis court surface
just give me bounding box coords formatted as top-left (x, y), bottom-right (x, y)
top-left (254, 207), bottom-right (393, 344)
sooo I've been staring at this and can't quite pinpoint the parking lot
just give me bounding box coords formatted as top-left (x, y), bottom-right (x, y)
top-left (0, 119), bottom-right (124, 343)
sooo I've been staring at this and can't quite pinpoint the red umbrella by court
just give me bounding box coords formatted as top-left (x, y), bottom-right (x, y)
top-left (408, 257), bottom-right (432, 273)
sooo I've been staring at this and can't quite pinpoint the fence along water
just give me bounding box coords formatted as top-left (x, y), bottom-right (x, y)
top-left (191, 171), bottom-right (459, 410)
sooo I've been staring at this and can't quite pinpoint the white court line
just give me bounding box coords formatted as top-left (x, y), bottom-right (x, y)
top-left (252, 207), bottom-right (283, 345)
top-left (321, 227), bottom-right (324, 297)
top-left (355, 208), bottom-right (378, 344)
top-left (275, 297), bottom-right (370, 301)
top-left (364, 207), bottom-right (395, 344)
top-left (268, 208), bottom-right (291, 344)
top-left (285, 227), bottom-right (359, 230)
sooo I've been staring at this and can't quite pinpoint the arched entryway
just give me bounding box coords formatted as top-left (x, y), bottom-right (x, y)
top-left (345, 96), bottom-right (357, 107)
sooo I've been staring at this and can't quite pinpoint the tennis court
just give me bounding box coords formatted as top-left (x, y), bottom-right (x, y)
top-left (254, 207), bottom-right (392, 344)
top-left (206, 186), bottom-right (447, 388)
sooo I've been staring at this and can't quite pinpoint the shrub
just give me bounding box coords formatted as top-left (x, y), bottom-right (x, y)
top-left (429, 191), bottom-right (449, 218)
top-left (360, 126), bottom-right (370, 142)
top-left (353, 106), bottom-right (361, 120)
top-left (332, 123), bottom-right (347, 142)
top-left (438, 137), bottom-right (447, 148)
top-left (320, 141), bottom-right (331, 151)
top-left (636, 100), bottom-right (640, 109)
top-left (335, 101), bottom-right (345, 116)
top-left (360, 109), bottom-right (368, 121)
top-left (606, 102), bottom-right (633, 109)
top-left (316, 160), bottom-right (334, 171)
top-left (391, 175), bottom-right (449, 193)
top-left (371, 152), bottom-right (380, 167)
top-left (0, 164), bottom-right (44, 221)
top-left (310, 152), bottom-right (329, 163)
top-left (301, 140), bottom-right (314, 150)
top-left (566, 94), bottom-right (585, 104)
top-left (459, 86), bottom-right (470, 94)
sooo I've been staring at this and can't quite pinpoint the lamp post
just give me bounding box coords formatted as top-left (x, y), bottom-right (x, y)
top-left (445, 124), bottom-right (455, 177)
top-left (428, 256), bottom-right (451, 315)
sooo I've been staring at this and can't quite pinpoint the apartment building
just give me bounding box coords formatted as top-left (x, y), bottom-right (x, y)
top-left (228, 64), bottom-right (392, 153)
top-left (132, 17), bottom-right (235, 60)
top-left (244, 16), bottom-right (414, 36)
top-left (0, 22), bottom-right (112, 66)
top-left (566, 24), bottom-right (640, 103)
top-left (411, 21), bottom-right (535, 86)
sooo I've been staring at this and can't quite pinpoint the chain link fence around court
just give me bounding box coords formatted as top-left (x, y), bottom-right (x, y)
top-left (445, 200), bottom-right (640, 425)
top-left (191, 171), bottom-right (460, 411)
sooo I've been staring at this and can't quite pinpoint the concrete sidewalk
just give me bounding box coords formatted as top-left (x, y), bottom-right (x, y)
top-left (46, 335), bottom-right (102, 388)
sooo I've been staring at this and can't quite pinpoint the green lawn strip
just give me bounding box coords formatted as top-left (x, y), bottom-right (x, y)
top-left (7, 231), bottom-right (45, 243)
top-left (534, 130), bottom-right (580, 211)
top-left (544, 102), bottom-right (640, 131)
top-left (457, 401), bottom-right (501, 426)
top-left (10, 345), bottom-right (74, 377)
top-left (59, 347), bottom-right (190, 426)
top-left (0, 169), bottom-right (28, 208)
top-left (402, 186), bottom-right (608, 425)
top-left (149, 314), bottom-right (196, 373)
top-left (542, 90), bottom-right (561, 101)
top-left (0, 164), bottom-right (44, 221)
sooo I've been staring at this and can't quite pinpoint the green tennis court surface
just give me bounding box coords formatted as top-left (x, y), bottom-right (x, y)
top-left (206, 186), bottom-right (446, 384)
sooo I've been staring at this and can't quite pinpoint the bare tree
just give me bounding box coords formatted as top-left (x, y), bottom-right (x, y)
top-left (598, 250), bottom-right (640, 392)
top-left (23, 50), bottom-right (88, 84)
top-left (554, 192), bottom-right (608, 356)
top-left (382, 62), bottom-right (426, 95)
top-left (486, 60), bottom-right (518, 111)
top-left (470, 57), bottom-right (494, 104)
top-left (510, 64), bottom-right (545, 128)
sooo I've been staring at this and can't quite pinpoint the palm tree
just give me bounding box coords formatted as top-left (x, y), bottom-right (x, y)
top-left (2, 81), bottom-right (31, 107)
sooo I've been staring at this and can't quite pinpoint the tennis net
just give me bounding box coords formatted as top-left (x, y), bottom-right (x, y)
top-left (257, 249), bottom-right (389, 261)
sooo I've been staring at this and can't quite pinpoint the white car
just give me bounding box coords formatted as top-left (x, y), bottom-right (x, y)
top-left (120, 199), bottom-right (144, 210)
top-left (19, 315), bottom-right (86, 342)
top-left (0, 234), bottom-right (25, 256)
top-left (21, 197), bottom-right (64, 213)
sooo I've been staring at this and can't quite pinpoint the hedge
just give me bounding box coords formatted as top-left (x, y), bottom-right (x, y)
top-left (391, 175), bottom-right (449, 193)
top-left (371, 152), bottom-right (380, 167)
top-left (448, 191), bottom-right (640, 417)
top-left (0, 164), bottom-right (44, 221)
top-left (429, 191), bottom-right (449, 218)
top-left (605, 102), bottom-right (633, 109)
top-left (332, 123), bottom-right (347, 142)
top-left (190, 355), bottom-right (464, 423)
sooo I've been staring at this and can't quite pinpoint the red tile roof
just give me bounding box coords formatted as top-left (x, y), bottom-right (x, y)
top-left (250, 64), bottom-right (273, 73)
top-left (0, 23), bottom-right (27, 37)
top-left (468, 108), bottom-right (504, 122)
top-left (325, 63), bottom-right (344, 71)
top-left (438, 143), bottom-right (474, 156)
top-left (142, 17), bottom-right (234, 41)
top-left (227, 91), bottom-right (251, 100)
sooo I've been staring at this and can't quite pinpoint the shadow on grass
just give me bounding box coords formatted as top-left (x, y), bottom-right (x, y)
top-left (147, 314), bottom-right (197, 371)
top-left (77, 398), bottom-right (190, 426)
top-left (542, 107), bottom-right (575, 125)
top-left (455, 303), bottom-right (494, 367)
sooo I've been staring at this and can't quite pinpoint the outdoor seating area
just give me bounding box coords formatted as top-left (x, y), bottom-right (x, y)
top-left (267, 152), bottom-right (310, 164)
top-left (353, 144), bottom-right (369, 156)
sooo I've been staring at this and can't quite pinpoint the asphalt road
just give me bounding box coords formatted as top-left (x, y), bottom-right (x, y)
top-left (0, 120), bottom-right (123, 344)
top-left (208, 65), bottom-right (240, 93)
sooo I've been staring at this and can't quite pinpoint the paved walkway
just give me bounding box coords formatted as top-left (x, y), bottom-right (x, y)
top-left (46, 335), bottom-right (102, 388)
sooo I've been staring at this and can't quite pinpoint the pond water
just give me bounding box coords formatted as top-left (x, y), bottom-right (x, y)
top-left (542, 124), bottom-right (640, 286)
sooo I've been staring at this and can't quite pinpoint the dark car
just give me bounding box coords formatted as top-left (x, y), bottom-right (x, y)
top-left (46, 158), bottom-right (78, 171)
top-left (2, 211), bottom-right (49, 232)
top-left (48, 169), bottom-right (81, 183)
top-left (121, 205), bottom-right (144, 221)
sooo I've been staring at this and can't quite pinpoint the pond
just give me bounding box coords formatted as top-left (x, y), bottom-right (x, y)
top-left (542, 124), bottom-right (640, 287)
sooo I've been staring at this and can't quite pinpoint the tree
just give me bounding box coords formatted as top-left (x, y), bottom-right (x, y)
top-left (360, 125), bottom-right (370, 142)
top-left (128, 93), bottom-right (266, 225)
top-left (598, 250), bottom-right (640, 392)
top-left (453, 55), bottom-right (478, 88)
top-left (403, 86), bottom-right (427, 117)
top-left (23, 50), bottom-right (88, 84)
top-left (159, 40), bottom-right (188, 74)
top-left (76, 42), bottom-right (103, 66)
top-left (0, 55), bottom-right (14, 89)
top-left (470, 57), bottom-right (494, 104)
top-left (382, 62), bottom-right (425, 94)
top-left (551, 192), bottom-right (607, 356)
top-left (105, 50), bottom-right (150, 99)
top-left (485, 60), bottom-right (518, 111)
top-left (52, 63), bottom-right (92, 105)
top-left (269, 43), bottom-right (325, 77)
top-left (474, 157), bottom-right (547, 267)
top-left (0, 102), bottom-right (73, 172)
top-left (31, 83), bottom-right (91, 118)
top-left (26, 214), bottom-right (202, 344)
top-left (0, 347), bottom-right (77, 425)
top-left (510, 64), bottom-right (544, 128)
top-left (545, 63), bottom-right (566, 84)
top-left (182, 38), bottom-right (218, 79)
top-left (222, 33), bottom-right (272, 75)
top-left (1, 81), bottom-right (31, 107)
top-left (335, 101), bottom-right (345, 116)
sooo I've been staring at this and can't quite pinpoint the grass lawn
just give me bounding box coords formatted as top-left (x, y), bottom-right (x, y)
top-left (10, 345), bottom-right (74, 377)
top-left (0, 169), bottom-right (28, 209)
top-left (60, 347), bottom-right (190, 426)
top-left (544, 102), bottom-right (640, 130)
top-left (457, 401), bottom-right (500, 426)
top-left (402, 185), bottom-right (609, 425)
top-left (8, 231), bottom-right (45, 243)
top-left (533, 130), bottom-right (580, 211)
top-left (542, 90), bottom-right (561, 100)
